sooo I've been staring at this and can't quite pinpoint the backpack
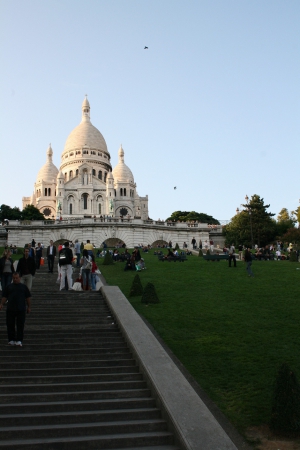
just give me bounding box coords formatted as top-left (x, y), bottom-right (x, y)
top-left (59, 248), bottom-right (71, 266)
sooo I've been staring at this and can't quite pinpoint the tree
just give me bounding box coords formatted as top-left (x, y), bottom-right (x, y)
top-left (223, 195), bottom-right (276, 247)
top-left (0, 204), bottom-right (22, 221)
top-left (270, 363), bottom-right (300, 433)
top-left (129, 274), bottom-right (143, 297)
top-left (282, 228), bottom-right (300, 246)
top-left (166, 210), bottom-right (219, 224)
top-left (276, 208), bottom-right (296, 237)
top-left (141, 283), bottom-right (160, 304)
top-left (21, 205), bottom-right (45, 220)
top-left (292, 206), bottom-right (300, 227)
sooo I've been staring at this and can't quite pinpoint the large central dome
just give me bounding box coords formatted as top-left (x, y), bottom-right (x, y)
top-left (63, 97), bottom-right (108, 154)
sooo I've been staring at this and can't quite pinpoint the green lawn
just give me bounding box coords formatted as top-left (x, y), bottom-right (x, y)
top-left (98, 251), bottom-right (300, 436)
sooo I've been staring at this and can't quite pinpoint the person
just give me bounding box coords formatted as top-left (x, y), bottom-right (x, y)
top-left (27, 243), bottom-right (35, 258)
top-left (244, 248), bottom-right (254, 277)
top-left (81, 249), bottom-right (92, 290)
top-left (191, 237), bottom-right (196, 249)
top-left (228, 244), bottom-right (236, 267)
top-left (0, 272), bottom-right (31, 346)
top-left (124, 255), bottom-right (136, 271)
top-left (74, 239), bottom-right (81, 267)
top-left (276, 249), bottom-right (281, 260)
top-left (199, 239), bottom-right (202, 250)
top-left (46, 239), bottom-right (56, 273)
top-left (238, 244), bottom-right (243, 260)
top-left (210, 239), bottom-right (214, 253)
top-left (58, 242), bottom-right (73, 291)
top-left (17, 248), bottom-right (36, 290)
top-left (90, 254), bottom-right (98, 291)
top-left (0, 249), bottom-right (15, 292)
top-left (31, 239), bottom-right (36, 248)
top-left (84, 240), bottom-right (94, 257)
top-left (35, 242), bottom-right (43, 269)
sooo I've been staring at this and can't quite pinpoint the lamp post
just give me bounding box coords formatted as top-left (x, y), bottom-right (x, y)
top-left (245, 195), bottom-right (254, 249)
top-left (236, 207), bottom-right (240, 215)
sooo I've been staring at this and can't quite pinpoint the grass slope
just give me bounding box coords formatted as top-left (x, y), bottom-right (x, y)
top-left (99, 252), bottom-right (300, 435)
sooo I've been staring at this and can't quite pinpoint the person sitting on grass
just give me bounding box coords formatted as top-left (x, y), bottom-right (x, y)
top-left (124, 255), bottom-right (136, 271)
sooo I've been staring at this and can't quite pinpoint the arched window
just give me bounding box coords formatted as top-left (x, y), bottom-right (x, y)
top-left (98, 171), bottom-right (102, 180)
top-left (64, 173), bottom-right (67, 181)
top-left (48, 188), bottom-right (51, 196)
top-left (124, 188), bottom-right (126, 196)
top-left (98, 204), bottom-right (101, 214)
top-left (69, 170), bottom-right (73, 179)
top-left (69, 204), bottom-right (73, 214)
top-left (114, 189), bottom-right (116, 197)
top-left (83, 193), bottom-right (88, 210)
top-left (44, 188), bottom-right (47, 196)
top-left (92, 169), bottom-right (96, 176)
top-left (76, 169), bottom-right (78, 176)
top-left (120, 188), bottom-right (123, 196)
top-left (104, 172), bottom-right (107, 182)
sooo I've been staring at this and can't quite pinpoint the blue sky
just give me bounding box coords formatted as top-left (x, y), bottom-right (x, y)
top-left (0, 0), bottom-right (299, 222)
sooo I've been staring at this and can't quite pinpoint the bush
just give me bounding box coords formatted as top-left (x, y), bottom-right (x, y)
top-left (198, 249), bottom-right (203, 257)
top-left (102, 252), bottom-right (114, 265)
top-left (175, 243), bottom-right (179, 250)
top-left (129, 274), bottom-right (143, 297)
top-left (270, 363), bottom-right (300, 433)
top-left (141, 282), bottom-right (160, 304)
top-left (289, 251), bottom-right (298, 262)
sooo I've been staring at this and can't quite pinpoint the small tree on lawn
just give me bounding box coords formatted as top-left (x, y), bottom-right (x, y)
top-left (270, 363), bottom-right (300, 433)
top-left (103, 251), bottom-right (114, 265)
top-left (141, 283), bottom-right (160, 304)
top-left (129, 274), bottom-right (143, 297)
top-left (198, 249), bottom-right (203, 257)
top-left (175, 243), bottom-right (179, 250)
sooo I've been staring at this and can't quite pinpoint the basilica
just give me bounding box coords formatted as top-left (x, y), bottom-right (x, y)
top-left (22, 97), bottom-right (149, 220)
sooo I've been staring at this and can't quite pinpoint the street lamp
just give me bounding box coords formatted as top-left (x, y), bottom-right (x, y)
top-left (236, 207), bottom-right (240, 215)
top-left (245, 195), bottom-right (254, 249)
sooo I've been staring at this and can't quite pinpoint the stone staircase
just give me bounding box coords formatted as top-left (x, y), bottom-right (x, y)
top-left (0, 265), bottom-right (180, 449)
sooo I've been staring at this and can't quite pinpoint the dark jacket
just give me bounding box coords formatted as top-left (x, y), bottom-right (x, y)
top-left (46, 245), bottom-right (57, 257)
top-left (0, 257), bottom-right (15, 275)
top-left (244, 250), bottom-right (252, 262)
top-left (17, 256), bottom-right (36, 277)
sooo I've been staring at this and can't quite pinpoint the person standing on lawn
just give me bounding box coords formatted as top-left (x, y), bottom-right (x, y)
top-left (244, 248), bottom-right (254, 277)
top-left (228, 244), bottom-right (236, 267)
top-left (0, 272), bottom-right (31, 347)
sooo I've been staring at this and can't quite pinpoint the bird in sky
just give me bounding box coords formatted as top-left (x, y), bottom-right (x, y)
top-left (174, 187), bottom-right (177, 190)
top-left (144, 46), bottom-right (148, 49)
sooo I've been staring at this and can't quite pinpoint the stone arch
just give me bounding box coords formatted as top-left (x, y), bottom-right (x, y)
top-left (152, 239), bottom-right (169, 247)
top-left (103, 238), bottom-right (126, 248)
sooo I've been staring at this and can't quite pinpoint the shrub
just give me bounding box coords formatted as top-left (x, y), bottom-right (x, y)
top-left (175, 243), bottom-right (179, 250)
top-left (198, 249), bottom-right (203, 257)
top-left (141, 282), bottom-right (160, 304)
top-left (270, 362), bottom-right (300, 433)
top-left (102, 252), bottom-right (114, 265)
top-left (129, 274), bottom-right (143, 297)
top-left (80, 242), bottom-right (84, 252)
top-left (289, 251), bottom-right (298, 262)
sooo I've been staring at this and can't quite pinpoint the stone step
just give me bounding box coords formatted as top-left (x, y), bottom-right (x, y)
top-left (0, 431), bottom-right (175, 449)
top-left (0, 419), bottom-right (167, 440)
top-left (0, 407), bottom-right (161, 427)
top-left (0, 266), bottom-right (177, 450)
top-left (2, 378), bottom-right (145, 394)
top-left (0, 364), bottom-right (138, 376)
top-left (0, 358), bottom-right (134, 370)
top-left (0, 397), bottom-right (156, 414)
top-left (0, 388), bottom-right (151, 404)
top-left (0, 371), bottom-right (143, 385)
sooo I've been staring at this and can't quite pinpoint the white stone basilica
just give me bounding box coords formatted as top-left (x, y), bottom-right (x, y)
top-left (23, 97), bottom-right (149, 220)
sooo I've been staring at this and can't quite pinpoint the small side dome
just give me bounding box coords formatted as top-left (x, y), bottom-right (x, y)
top-left (112, 145), bottom-right (134, 183)
top-left (36, 145), bottom-right (59, 183)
